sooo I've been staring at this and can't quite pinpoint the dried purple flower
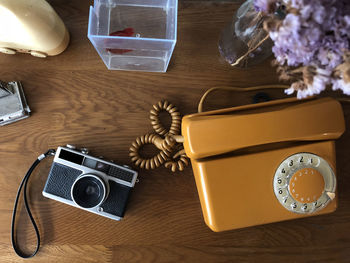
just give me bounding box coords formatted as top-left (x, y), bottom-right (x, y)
top-left (255, 0), bottom-right (350, 97)
top-left (254, 0), bottom-right (277, 12)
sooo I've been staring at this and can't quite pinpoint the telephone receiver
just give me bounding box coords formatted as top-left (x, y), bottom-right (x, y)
top-left (182, 97), bottom-right (345, 232)
top-left (0, 0), bottom-right (69, 57)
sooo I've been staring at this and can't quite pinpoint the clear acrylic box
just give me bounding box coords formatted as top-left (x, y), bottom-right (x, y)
top-left (88, 0), bottom-right (177, 72)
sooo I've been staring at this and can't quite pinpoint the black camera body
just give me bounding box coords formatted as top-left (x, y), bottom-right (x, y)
top-left (42, 146), bottom-right (138, 220)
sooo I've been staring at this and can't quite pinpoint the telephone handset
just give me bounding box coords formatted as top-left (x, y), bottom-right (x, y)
top-left (182, 97), bottom-right (345, 232)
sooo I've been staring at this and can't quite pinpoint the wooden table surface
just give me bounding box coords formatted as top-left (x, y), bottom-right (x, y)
top-left (1, 0), bottom-right (350, 262)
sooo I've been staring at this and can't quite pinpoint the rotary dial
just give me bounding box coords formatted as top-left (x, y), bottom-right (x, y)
top-left (273, 153), bottom-right (336, 214)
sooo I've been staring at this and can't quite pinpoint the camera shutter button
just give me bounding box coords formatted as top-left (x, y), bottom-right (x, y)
top-left (289, 168), bottom-right (325, 203)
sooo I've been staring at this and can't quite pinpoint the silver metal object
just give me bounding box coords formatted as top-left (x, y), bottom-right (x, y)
top-left (66, 144), bottom-right (76, 149)
top-left (80, 148), bottom-right (89, 154)
top-left (0, 81), bottom-right (30, 126)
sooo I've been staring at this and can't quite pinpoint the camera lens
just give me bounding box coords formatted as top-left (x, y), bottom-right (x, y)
top-left (71, 175), bottom-right (106, 208)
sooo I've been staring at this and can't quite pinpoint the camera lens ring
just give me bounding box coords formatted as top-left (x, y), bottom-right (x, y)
top-left (71, 174), bottom-right (107, 209)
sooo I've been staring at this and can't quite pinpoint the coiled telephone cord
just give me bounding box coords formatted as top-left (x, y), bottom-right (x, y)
top-left (150, 101), bottom-right (182, 136)
top-left (129, 101), bottom-right (188, 172)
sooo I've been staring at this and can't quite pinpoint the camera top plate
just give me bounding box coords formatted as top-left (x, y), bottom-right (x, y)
top-left (54, 146), bottom-right (138, 188)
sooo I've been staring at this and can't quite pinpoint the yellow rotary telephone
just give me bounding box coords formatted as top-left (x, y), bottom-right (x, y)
top-left (182, 95), bottom-right (345, 231)
top-left (131, 86), bottom-right (346, 232)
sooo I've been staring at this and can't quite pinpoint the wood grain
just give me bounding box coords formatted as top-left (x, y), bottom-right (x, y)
top-left (0, 0), bottom-right (349, 262)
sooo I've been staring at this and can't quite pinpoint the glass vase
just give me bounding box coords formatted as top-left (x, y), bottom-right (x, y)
top-left (218, 0), bottom-right (273, 68)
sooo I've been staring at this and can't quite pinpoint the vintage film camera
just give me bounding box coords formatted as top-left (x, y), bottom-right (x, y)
top-left (43, 145), bottom-right (138, 220)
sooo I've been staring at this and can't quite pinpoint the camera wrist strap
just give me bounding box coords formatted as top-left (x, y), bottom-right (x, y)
top-left (11, 149), bottom-right (56, 258)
